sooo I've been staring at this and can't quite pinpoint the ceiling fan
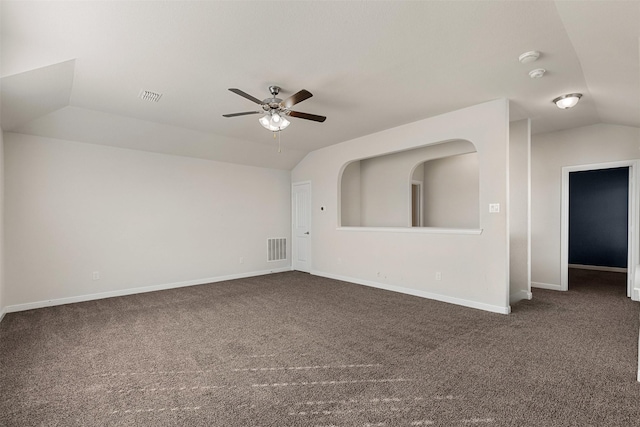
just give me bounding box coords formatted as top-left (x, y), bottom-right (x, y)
top-left (223, 86), bottom-right (326, 132)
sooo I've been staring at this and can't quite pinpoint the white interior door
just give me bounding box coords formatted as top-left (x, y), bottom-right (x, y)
top-left (292, 182), bottom-right (311, 273)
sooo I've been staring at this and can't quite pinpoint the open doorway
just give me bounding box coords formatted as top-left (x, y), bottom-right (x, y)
top-left (568, 167), bottom-right (629, 293)
top-left (561, 161), bottom-right (638, 298)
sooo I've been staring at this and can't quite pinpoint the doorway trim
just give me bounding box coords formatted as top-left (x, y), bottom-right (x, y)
top-left (560, 160), bottom-right (639, 300)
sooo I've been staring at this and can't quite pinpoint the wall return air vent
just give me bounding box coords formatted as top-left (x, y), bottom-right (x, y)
top-left (139, 89), bottom-right (163, 102)
top-left (267, 238), bottom-right (287, 262)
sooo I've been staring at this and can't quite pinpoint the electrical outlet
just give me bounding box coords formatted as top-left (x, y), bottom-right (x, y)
top-left (435, 272), bottom-right (442, 281)
top-left (239, 257), bottom-right (244, 264)
top-left (92, 271), bottom-right (100, 281)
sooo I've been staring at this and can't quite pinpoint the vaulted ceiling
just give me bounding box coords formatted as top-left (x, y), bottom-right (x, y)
top-left (1, 1), bottom-right (639, 169)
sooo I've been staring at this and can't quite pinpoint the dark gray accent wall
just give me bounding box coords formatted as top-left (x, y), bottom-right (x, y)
top-left (569, 167), bottom-right (629, 268)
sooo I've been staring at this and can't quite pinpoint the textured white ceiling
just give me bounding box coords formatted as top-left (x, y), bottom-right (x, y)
top-left (1, 1), bottom-right (638, 170)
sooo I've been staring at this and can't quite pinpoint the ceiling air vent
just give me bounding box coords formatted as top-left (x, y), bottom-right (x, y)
top-left (139, 89), bottom-right (163, 102)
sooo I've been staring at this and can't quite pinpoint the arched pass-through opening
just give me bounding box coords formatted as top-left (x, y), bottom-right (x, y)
top-left (339, 139), bottom-right (479, 230)
top-left (409, 151), bottom-right (479, 229)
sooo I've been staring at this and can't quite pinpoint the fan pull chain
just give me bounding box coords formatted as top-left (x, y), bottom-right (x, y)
top-left (278, 130), bottom-right (282, 153)
top-left (272, 131), bottom-right (282, 153)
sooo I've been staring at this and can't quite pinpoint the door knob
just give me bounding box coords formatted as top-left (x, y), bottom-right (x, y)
top-left (304, 232), bottom-right (309, 235)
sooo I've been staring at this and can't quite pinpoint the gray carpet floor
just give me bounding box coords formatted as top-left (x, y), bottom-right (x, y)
top-left (1, 269), bottom-right (639, 426)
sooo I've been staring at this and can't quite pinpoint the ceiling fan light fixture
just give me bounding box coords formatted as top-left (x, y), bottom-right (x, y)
top-left (258, 114), bottom-right (271, 129)
top-left (259, 112), bottom-right (290, 131)
top-left (552, 93), bottom-right (582, 109)
top-left (274, 115), bottom-right (290, 130)
top-left (224, 87), bottom-right (325, 134)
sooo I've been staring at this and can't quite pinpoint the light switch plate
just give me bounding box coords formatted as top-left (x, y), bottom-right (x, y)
top-left (489, 203), bottom-right (500, 213)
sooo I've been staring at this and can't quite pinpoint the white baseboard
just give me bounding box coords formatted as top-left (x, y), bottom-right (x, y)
top-left (312, 270), bottom-right (510, 315)
top-left (531, 281), bottom-right (563, 291)
top-left (510, 289), bottom-right (532, 304)
top-left (0, 307), bottom-right (6, 324)
top-left (568, 264), bottom-right (627, 273)
top-left (4, 267), bottom-right (292, 314)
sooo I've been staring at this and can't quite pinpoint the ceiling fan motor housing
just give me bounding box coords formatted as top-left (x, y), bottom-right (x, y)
top-left (263, 99), bottom-right (283, 109)
top-left (268, 85), bottom-right (281, 96)
top-left (264, 86), bottom-right (283, 110)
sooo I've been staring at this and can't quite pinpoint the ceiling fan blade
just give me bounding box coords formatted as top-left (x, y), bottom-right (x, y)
top-left (222, 111), bottom-right (262, 118)
top-left (228, 88), bottom-right (265, 105)
top-left (282, 89), bottom-right (313, 109)
top-left (288, 110), bottom-right (327, 122)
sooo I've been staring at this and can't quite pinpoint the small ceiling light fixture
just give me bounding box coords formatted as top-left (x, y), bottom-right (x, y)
top-left (529, 68), bottom-right (546, 79)
top-left (519, 50), bottom-right (540, 64)
top-left (552, 93), bottom-right (582, 109)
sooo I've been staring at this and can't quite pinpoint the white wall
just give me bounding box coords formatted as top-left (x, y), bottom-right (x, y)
top-left (412, 163), bottom-right (424, 182)
top-left (0, 129), bottom-right (5, 322)
top-left (422, 152), bottom-right (479, 228)
top-left (293, 99), bottom-right (511, 313)
top-left (509, 119), bottom-right (531, 303)
top-left (531, 123), bottom-right (640, 288)
top-left (3, 132), bottom-right (291, 310)
top-left (360, 154), bottom-right (404, 227)
top-left (340, 161), bottom-right (361, 226)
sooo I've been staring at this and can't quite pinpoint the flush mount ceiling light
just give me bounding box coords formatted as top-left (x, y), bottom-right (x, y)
top-left (552, 93), bottom-right (582, 109)
top-left (519, 50), bottom-right (540, 64)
